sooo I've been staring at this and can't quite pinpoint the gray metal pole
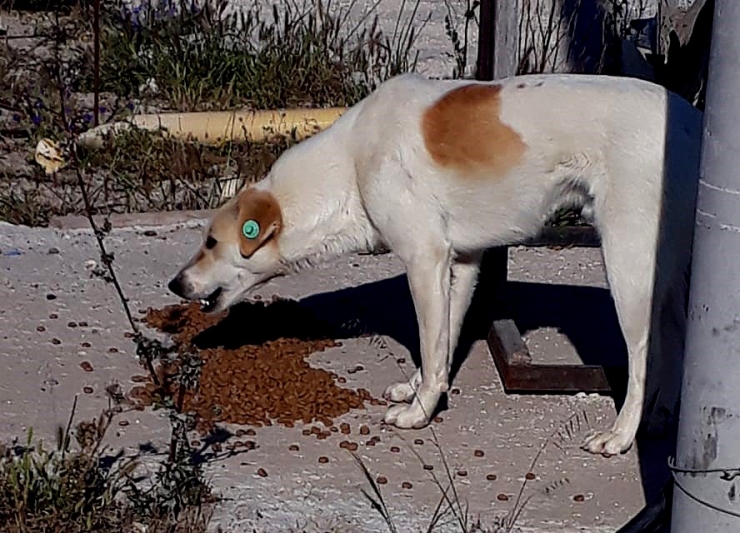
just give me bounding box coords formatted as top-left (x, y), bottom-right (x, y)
top-left (671, 1), bottom-right (740, 532)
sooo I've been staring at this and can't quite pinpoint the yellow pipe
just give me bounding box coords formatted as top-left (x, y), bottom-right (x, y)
top-left (75, 107), bottom-right (348, 149)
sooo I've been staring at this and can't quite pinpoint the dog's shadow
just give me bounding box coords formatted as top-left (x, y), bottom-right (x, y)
top-left (296, 259), bottom-right (629, 391)
top-left (204, 254), bottom-right (672, 502)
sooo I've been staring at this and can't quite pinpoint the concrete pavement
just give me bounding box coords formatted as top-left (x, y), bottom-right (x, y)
top-left (0, 215), bottom-right (672, 532)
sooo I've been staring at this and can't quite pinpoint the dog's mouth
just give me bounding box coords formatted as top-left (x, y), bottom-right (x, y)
top-left (198, 287), bottom-right (223, 313)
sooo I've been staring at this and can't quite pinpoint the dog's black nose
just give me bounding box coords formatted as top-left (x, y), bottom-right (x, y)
top-left (168, 276), bottom-right (186, 298)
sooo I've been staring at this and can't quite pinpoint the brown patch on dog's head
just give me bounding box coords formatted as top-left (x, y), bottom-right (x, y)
top-left (422, 84), bottom-right (526, 177)
top-left (196, 188), bottom-right (283, 264)
top-left (233, 189), bottom-right (283, 258)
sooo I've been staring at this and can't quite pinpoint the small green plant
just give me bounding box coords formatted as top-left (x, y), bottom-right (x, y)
top-left (0, 396), bottom-right (213, 533)
top-left (0, 402), bottom-right (130, 533)
top-left (0, 397), bottom-right (168, 532)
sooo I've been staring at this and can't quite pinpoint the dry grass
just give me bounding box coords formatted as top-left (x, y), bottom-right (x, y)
top-left (0, 0), bottom-right (426, 226)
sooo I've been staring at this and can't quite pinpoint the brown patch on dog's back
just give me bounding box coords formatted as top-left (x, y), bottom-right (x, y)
top-left (422, 84), bottom-right (526, 177)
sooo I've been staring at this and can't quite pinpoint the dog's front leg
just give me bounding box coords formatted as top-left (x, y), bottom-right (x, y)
top-left (384, 248), bottom-right (452, 429)
top-left (383, 252), bottom-right (482, 404)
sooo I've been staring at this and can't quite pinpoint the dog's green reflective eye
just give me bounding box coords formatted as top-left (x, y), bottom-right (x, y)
top-left (242, 219), bottom-right (260, 239)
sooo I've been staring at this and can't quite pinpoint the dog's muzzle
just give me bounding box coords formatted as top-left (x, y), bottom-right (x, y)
top-left (168, 275), bottom-right (223, 312)
top-left (168, 275), bottom-right (187, 299)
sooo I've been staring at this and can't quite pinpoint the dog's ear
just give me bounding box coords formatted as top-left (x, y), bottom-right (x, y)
top-left (235, 189), bottom-right (282, 258)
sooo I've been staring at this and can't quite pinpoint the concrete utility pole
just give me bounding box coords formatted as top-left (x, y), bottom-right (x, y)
top-left (671, 1), bottom-right (740, 532)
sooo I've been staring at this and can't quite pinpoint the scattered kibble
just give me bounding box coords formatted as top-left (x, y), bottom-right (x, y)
top-left (497, 494), bottom-right (509, 501)
top-left (128, 301), bottom-right (377, 434)
top-left (81, 342), bottom-right (91, 348)
top-left (212, 443), bottom-right (222, 452)
top-left (80, 361), bottom-right (94, 372)
top-left (340, 422), bottom-right (351, 434)
top-left (433, 416), bottom-right (443, 423)
top-left (36, 325), bottom-right (46, 332)
top-left (414, 438), bottom-right (424, 445)
top-left (118, 420), bottom-right (129, 427)
top-left (390, 446), bottom-right (400, 453)
top-left (451, 388), bottom-right (461, 395)
top-left (573, 494), bottom-right (585, 502)
top-left (51, 338), bottom-right (61, 345)
top-left (402, 481), bottom-right (413, 489)
top-left (257, 468), bottom-right (268, 477)
top-left (108, 347), bottom-right (119, 353)
top-left (525, 472), bottom-right (536, 480)
top-left (474, 449), bottom-right (485, 457)
top-left (49, 313), bottom-right (58, 319)
top-left (67, 321), bottom-right (77, 328)
top-left (376, 476), bottom-right (388, 484)
top-left (423, 464), bottom-right (433, 471)
top-left (83, 386), bottom-right (93, 394)
top-left (46, 294), bottom-right (56, 300)
top-left (338, 376), bottom-right (347, 384)
top-left (486, 474), bottom-right (498, 481)
top-left (359, 425), bottom-right (370, 435)
top-left (457, 470), bottom-right (468, 477)
top-left (318, 456), bottom-right (329, 464)
top-left (289, 444), bottom-right (300, 452)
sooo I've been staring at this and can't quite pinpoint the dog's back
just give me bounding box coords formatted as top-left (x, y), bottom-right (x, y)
top-left (347, 73), bottom-right (702, 253)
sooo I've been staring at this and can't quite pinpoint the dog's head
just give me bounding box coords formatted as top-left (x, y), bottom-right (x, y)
top-left (168, 187), bottom-right (283, 313)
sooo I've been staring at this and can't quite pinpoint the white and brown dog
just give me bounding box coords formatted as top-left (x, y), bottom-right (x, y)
top-left (168, 73), bottom-right (703, 456)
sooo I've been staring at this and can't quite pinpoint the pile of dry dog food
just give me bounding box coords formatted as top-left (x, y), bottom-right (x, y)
top-left (128, 298), bottom-right (381, 434)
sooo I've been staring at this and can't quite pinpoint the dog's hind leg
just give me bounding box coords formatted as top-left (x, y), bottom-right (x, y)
top-left (383, 252), bottom-right (482, 404)
top-left (641, 248), bottom-right (690, 437)
top-left (582, 213), bottom-right (657, 456)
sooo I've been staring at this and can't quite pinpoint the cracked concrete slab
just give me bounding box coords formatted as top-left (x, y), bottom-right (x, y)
top-left (0, 217), bottom-right (672, 532)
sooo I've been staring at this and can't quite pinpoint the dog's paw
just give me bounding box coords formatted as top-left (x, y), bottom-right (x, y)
top-left (383, 382), bottom-right (416, 403)
top-left (383, 403), bottom-right (431, 429)
top-left (581, 427), bottom-right (635, 457)
top-left (382, 371), bottom-right (421, 403)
